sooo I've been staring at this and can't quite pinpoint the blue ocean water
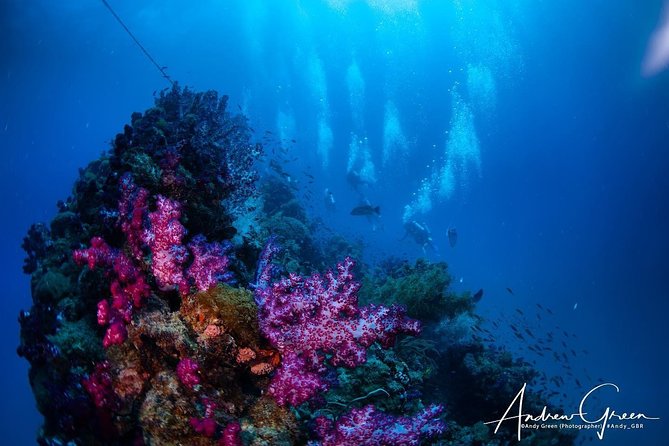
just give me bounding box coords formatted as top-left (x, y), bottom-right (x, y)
top-left (1, 1), bottom-right (668, 445)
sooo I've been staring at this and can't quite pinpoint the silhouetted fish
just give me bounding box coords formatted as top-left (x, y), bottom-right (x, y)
top-left (506, 287), bottom-right (514, 295)
top-left (447, 227), bottom-right (458, 248)
top-left (472, 288), bottom-right (484, 303)
top-left (350, 204), bottom-right (380, 216)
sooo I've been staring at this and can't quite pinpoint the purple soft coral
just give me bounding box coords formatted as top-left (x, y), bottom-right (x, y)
top-left (119, 173), bottom-right (149, 262)
top-left (73, 237), bottom-right (150, 348)
top-left (74, 175), bottom-right (235, 350)
top-left (254, 240), bottom-right (421, 406)
top-left (187, 235), bottom-right (233, 292)
top-left (81, 361), bottom-right (116, 410)
top-left (176, 357), bottom-right (201, 390)
top-left (120, 175), bottom-right (234, 295)
top-left (146, 195), bottom-right (190, 295)
top-left (313, 404), bottom-right (445, 446)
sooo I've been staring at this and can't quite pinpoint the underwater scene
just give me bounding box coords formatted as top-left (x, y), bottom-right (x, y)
top-left (2, 1), bottom-right (669, 445)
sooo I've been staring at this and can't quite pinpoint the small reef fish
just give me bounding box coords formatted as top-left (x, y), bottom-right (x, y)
top-left (506, 287), bottom-right (514, 295)
top-left (471, 288), bottom-right (484, 303)
top-left (350, 204), bottom-right (380, 216)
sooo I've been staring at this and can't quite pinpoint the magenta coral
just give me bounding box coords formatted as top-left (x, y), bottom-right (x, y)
top-left (189, 397), bottom-right (219, 437)
top-left (82, 361), bottom-right (116, 410)
top-left (73, 237), bottom-right (150, 348)
top-left (119, 173), bottom-right (149, 262)
top-left (313, 404), bottom-right (445, 446)
top-left (103, 321), bottom-right (128, 349)
top-left (190, 417), bottom-right (217, 437)
top-left (146, 195), bottom-right (190, 295)
top-left (268, 351), bottom-right (328, 407)
top-left (97, 299), bottom-right (110, 325)
top-left (119, 175), bottom-right (234, 295)
top-left (219, 421), bottom-right (242, 446)
top-left (254, 242), bottom-right (421, 406)
top-left (176, 358), bottom-right (201, 390)
top-left (187, 235), bottom-right (233, 292)
top-left (74, 175), bottom-right (236, 350)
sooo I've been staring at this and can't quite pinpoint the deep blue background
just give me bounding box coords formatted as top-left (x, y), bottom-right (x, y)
top-left (1, 1), bottom-right (668, 444)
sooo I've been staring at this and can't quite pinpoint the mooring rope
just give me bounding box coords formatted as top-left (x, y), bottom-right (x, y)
top-left (101, 0), bottom-right (175, 87)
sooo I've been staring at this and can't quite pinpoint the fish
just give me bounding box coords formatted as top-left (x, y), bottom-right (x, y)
top-left (515, 308), bottom-right (524, 316)
top-left (447, 227), bottom-right (458, 248)
top-left (471, 288), bottom-right (484, 303)
top-left (506, 287), bottom-right (514, 295)
top-left (350, 204), bottom-right (380, 216)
